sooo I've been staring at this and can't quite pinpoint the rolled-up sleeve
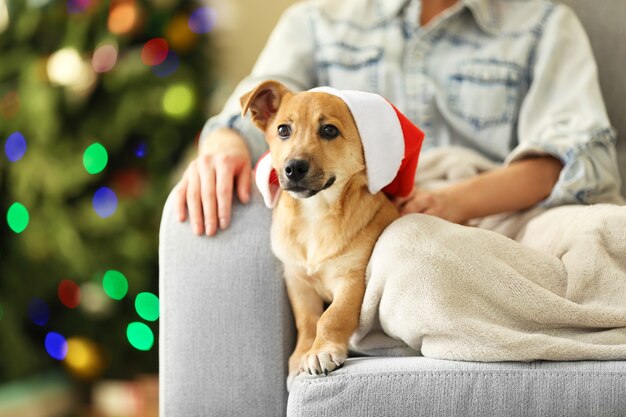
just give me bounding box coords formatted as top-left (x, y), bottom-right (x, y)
top-left (200, 3), bottom-right (318, 163)
top-left (506, 5), bottom-right (624, 206)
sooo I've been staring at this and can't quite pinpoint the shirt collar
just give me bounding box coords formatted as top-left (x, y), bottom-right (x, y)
top-left (463, 0), bottom-right (500, 35)
top-left (379, 0), bottom-right (500, 35)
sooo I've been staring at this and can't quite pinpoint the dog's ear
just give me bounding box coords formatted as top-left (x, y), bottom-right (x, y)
top-left (240, 80), bottom-right (290, 131)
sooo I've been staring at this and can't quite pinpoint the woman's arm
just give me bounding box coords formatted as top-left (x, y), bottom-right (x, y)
top-left (177, 3), bottom-right (317, 236)
top-left (396, 156), bottom-right (563, 224)
top-left (506, 5), bottom-right (621, 206)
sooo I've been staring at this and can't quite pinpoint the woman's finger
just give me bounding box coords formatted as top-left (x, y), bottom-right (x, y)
top-left (186, 163), bottom-right (204, 236)
top-left (176, 177), bottom-right (189, 222)
top-left (198, 156), bottom-right (218, 236)
top-left (215, 156), bottom-right (235, 230)
top-left (236, 162), bottom-right (252, 204)
top-left (401, 192), bottom-right (433, 215)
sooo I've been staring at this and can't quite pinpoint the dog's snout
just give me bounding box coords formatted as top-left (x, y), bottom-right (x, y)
top-left (284, 159), bottom-right (310, 182)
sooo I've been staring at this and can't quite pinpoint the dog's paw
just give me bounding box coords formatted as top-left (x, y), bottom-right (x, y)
top-left (299, 346), bottom-right (346, 376)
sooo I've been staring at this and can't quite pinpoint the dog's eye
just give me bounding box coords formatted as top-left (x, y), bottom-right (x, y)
top-left (320, 124), bottom-right (340, 140)
top-left (277, 124), bottom-right (291, 140)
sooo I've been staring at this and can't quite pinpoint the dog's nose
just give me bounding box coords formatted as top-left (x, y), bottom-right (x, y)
top-left (284, 159), bottom-right (309, 182)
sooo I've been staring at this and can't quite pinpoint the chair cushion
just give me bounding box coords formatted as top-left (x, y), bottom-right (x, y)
top-left (288, 357), bottom-right (626, 416)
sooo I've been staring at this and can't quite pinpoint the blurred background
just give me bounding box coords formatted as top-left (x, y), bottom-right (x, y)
top-left (0, 0), bottom-right (293, 415)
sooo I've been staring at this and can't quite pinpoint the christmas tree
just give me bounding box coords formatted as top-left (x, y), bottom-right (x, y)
top-left (0, 0), bottom-right (214, 382)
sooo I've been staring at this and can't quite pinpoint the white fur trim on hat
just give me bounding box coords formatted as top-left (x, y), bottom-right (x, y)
top-left (309, 87), bottom-right (405, 195)
top-left (254, 151), bottom-right (281, 208)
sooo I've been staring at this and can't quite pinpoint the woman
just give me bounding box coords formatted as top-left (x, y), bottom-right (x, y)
top-left (175, 0), bottom-right (623, 236)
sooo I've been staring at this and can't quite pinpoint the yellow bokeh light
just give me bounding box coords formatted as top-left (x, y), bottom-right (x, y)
top-left (64, 337), bottom-right (107, 379)
top-left (165, 14), bottom-right (198, 53)
top-left (162, 84), bottom-right (195, 118)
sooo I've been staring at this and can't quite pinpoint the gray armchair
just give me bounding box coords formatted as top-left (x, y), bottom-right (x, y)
top-left (159, 1), bottom-right (626, 415)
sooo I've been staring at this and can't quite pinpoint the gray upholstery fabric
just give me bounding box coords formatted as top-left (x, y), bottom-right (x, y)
top-left (159, 1), bottom-right (626, 416)
top-left (159, 191), bottom-right (294, 416)
top-left (560, 0), bottom-right (626, 197)
top-left (288, 357), bottom-right (626, 417)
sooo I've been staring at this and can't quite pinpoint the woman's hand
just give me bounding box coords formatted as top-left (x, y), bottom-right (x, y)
top-left (176, 128), bottom-right (252, 236)
top-left (394, 156), bottom-right (563, 225)
top-left (393, 187), bottom-right (469, 224)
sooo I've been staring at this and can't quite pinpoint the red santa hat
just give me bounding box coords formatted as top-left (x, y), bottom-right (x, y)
top-left (254, 87), bottom-right (425, 208)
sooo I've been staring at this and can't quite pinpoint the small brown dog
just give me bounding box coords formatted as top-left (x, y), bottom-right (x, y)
top-left (241, 80), bottom-right (415, 386)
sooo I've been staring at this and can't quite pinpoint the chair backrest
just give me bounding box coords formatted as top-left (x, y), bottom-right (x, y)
top-left (558, 0), bottom-right (626, 198)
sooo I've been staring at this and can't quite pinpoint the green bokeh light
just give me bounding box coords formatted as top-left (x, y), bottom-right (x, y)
top-left (135, 292), bottom-right (159, 322)
top-left (127, 322), bottom-right (154, 351)
top-left (102, 270), bottom-right (128, 300)
top-left (7, 202), bottom-right (29, 233)
top-left (83, 142), bottom-right (108, 174)
top-left (162, 84), bottom-right (195, 118)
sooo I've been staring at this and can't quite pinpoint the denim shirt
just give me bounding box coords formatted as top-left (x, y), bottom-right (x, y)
top-left (202, 0), bottom-right (624, 206)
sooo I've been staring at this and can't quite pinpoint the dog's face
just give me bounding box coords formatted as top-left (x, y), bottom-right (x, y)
top-left (241, 81), bottom-right (366, 200)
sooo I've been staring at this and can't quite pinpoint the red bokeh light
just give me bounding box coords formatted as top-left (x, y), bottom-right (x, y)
top-left (141, 38), bottom-right (169, 66)
top-left (58, 279), bottom-right (81, 309)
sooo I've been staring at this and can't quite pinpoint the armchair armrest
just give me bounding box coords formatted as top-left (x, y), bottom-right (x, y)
top-left (159, 189), bottom-right (294, 416)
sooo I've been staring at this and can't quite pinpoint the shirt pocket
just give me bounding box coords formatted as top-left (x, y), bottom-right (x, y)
top-left (316, 43), bottom-right (383, 91)
top-left (447, 60), bottom-right (523, 130)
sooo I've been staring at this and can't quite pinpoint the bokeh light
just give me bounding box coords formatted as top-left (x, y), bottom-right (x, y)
top-left (64, 337), bottom-right (106, 379)
top-left (47, 48), bottom-right (83, 86)
top-left (108, 1), bottom-right (139, 35)
top-left (166, 14), bottom-right (197, 52)
top-left (83, 142), bottom-right (108, 174)
top-left (151, 51), bottom-right (179, 78)
top-left (67, 0), bottom-right (90, 14)
top-left (126, 322), bottom-right (154, 351)
top-left (0, 303), bottom-right (4, 321)
top-left (0, 0), bottom-right (8, 35)
top-left (4, 131), bottom-right (27, 162)
top-left (45, 48), bottom-right (97, 94)
top-left (162, 84), bottom-right (195, 118)
top-left (92, 186), bottom-right (118, 218)
top-left (0, 91), bottom-right (20, 119)
top-left (102, 270), bottom-right (128, 300)
top-left (80, 282), bottom-right (113, 316)
top-left (28, 298), bottom-right (50, 326)
top-left (134, 142), bottom-right (147, 158)
top-left (7, 202), bottom-right (29, 234)
top-left (188, 7), bottom-right (216, 34)
top-left (135, 292), bottom-right (159, 321)
top-left (141, 38), bottom-right (169, 66)
top-left (92, 43), bottom-right (118, 73)
top-left (58, 279), bottom-right (81, 309)
top-left (45, 332), bottom-right (68, 360)
top-left (112, 169), bottom-right (147, 198)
